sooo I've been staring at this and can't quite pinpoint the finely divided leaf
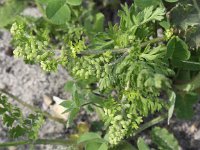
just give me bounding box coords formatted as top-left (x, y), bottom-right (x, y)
top-left (135, 0), bottom-right (161, 9)
top-left (134, 6), bottom-right (165, 26)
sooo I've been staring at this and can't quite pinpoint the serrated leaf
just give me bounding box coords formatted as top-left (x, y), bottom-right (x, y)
top-left (134, 6), bottom-right (165, 26)
top-left (66, 0), bottom-right (82, 6)
top-left (175, 93), bottom-right (198, 119)
top-left (137, 137), bottom-right (150, 150)
top-left (151, 127), bottom-right (179, 150)
top-left (167, 36), bottom-right (190, 61)
top-left (46, 0), bottom-right (71, 24)
top-left (135, 0), bottom-right (161, 9)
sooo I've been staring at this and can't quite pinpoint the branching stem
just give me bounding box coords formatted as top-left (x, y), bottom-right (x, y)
top-left (78, 37), bottom-right (165, 56)
top-left (0, 89), bottom-right (66, 124)
top-left (131, 114), bottom-right (167, 137)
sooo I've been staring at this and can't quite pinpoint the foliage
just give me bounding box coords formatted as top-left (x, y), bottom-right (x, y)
top-left (175, 93), bottom-right (199, 119)
top-left (151, 127), bottom-right (179, 150)
top-left (0, 94), bottom-right (44, 140)
top-left (0, 0), bottom-right (27, 28)
top-left (0, 0), bottom-right (200, 149)
top-left (78, 126), bottom-right (180, 150)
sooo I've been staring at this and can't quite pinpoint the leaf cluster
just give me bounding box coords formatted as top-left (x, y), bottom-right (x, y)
top-left (0, 94), bottom-right (44, 140)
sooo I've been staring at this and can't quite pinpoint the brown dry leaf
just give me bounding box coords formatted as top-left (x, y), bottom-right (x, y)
top-left (50, 96), bottom-right (69, 121)
top-left (43, 95), bottom-right (52, 107)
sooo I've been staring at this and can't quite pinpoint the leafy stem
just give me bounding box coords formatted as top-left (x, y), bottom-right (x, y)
top-left (0, 89), bottom-right (66, 124)
top-left (131, 114), bottom-right (167, 137)
top-left (78, 37), bottom-right (165, 56)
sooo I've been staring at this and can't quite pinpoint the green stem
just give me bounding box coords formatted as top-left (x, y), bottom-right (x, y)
top-left (35, 0), bottom-right (45, 16)
top-left (0, 139), bottom-right (75, 148)
top-left (131, 115), bottom-right (167, 137)
top-left (192, 0), bottom-right (200, 19)
top-left (0, 89), bottom-right (66, 124)
top-left (78, 37), bottom-right (165, 56)
top-left (175, 72), bottom-right (200, 92)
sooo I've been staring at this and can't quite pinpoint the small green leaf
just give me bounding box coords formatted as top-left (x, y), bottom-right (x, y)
top-left (0, 108), bottom-right (6, 115)
top-left (46, 0), bottom-right (71, 24)
top-left (66, 0), bottom-right (82, 6)
top-left (60, 100), bottom-right (74, 110)
top-left (167, 36), bottom-right (190, 61)
top-left (3, 114), bottom-right (15, 127)
top-left (135, 0), bottom-right (161, 9)
top-left (72, 84), bottom-right (80, 106)
top-left (67, 107), bottom-right (79, 126)
top-left (9, 125), bottom-right (26, 138)
top-left (93, 13), bottom-right (105, 32)
top-left (137, 137), bottom-right (150, 150)
top-left (164, 0), bottom-right (178, 2)
top-left (64, 81), bottom-right (75, 92)
top-left (78, 132), bottom-right (101, 144)
top-left (175, 93), bottom-right (198, 119)
top-left (159, 21), bottom-right (170, 29)
top-left (60, 100), bottom-right (73, 108)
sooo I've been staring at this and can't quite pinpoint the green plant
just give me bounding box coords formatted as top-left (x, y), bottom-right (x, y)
top-left (0, 0), bottom-right (200, 149)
